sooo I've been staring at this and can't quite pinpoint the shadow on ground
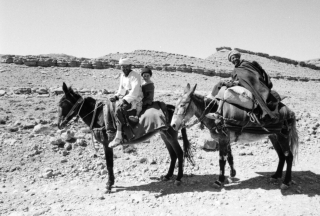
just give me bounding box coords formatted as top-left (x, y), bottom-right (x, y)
top-left (113, 170), bottom-right (320, 197)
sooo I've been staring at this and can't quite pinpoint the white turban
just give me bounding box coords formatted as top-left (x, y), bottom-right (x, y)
top-left (227, 50), bottom-right (241, 62)
top-left (119, 58), bottom-right (132, 65)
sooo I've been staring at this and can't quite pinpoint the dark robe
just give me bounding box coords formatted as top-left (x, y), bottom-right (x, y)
top-left (232, 60), bottom-right (279, 121)
top-left (142, 82), bottom-right (155, 107)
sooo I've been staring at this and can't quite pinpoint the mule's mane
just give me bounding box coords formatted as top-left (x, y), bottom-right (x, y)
top-left (191, 92), bottom-right (214, 111)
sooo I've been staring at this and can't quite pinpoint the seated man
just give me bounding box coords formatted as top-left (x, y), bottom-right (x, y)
top-left (109, 58), bottom-right (143, 147)
top-left (211, 49), bottom-right (280, 124)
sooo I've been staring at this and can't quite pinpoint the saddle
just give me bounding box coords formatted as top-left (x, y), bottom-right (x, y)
top-left (207, 86), bottom-right (292, 135)
top-left (103, 100), bottom-right (169, 143)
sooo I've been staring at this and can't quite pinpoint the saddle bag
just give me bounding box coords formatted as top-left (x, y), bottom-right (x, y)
top-left (223, 86), bottom-right (257, 110)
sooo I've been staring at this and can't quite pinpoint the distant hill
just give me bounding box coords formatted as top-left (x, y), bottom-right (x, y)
top-left (99, 50), bottom-right (217, 69)
top-left (39, 53), bottom-right (77, 59)
top-left (1, 48), bottom-right (320, 79)
top-left (306, 58), bottom-right (320, 67)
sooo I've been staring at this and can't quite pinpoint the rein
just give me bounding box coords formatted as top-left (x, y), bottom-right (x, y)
top-left (61, 96), bottom-right (104, 153)
top-left (183, 95), bottom-right (216, 129)
top-left (60, 97), bottom-right (84, 126)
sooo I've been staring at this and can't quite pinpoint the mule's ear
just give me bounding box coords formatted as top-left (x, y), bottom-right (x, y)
top-left (191, 84), bottom-right (197, 94)
top-left (184, 83), bottom-right (191, 93)
top-left (62, 82), bottom-right (69, 95)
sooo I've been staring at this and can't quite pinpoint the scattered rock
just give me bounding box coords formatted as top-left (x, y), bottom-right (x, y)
top-left (61, 159), bottom-right (68, 163)
top-left (33, 124), bottom-right (52, 134)
top-left (21, 122), bottom-right (36, 129)
top-left (61, 130), bottom-right (75, 141)
top-left (7, 126), bottom-right (19, 132)
top-left (77, 139), bottom-right (87, 147)
top-left (0, 117), bottom-right (7, 124)
top-left (64, 143), bottom-right (72, 151)
top-left (49, 137), bottom-right (64, 146)
top-left (239, 150), bottom-right (253, 156)
top-left (0, 90), bottom-right (6, 96)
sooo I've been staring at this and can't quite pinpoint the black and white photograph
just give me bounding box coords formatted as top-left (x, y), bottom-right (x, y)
top-left (1, 0), bottom-right (320, 215)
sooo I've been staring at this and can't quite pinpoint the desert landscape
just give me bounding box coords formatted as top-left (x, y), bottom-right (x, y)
top-left (1, 49), bottom-right (320, 216)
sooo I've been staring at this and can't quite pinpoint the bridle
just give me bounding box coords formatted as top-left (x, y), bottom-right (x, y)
top-left (59, 97), bottom-right (84, 127)
top-left (173, 95), bottom-right (193, 128)
top-left (174, 93), bottom-right (217, 129)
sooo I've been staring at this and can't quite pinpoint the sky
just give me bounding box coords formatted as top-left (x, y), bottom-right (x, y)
top-left (1, 0), bottom-right (320, 61)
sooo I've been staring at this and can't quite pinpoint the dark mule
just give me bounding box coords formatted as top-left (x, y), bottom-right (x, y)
top-left (57, 83), bottom-right (194, 193)
top-left (170, 84), bottom-right (299, 190)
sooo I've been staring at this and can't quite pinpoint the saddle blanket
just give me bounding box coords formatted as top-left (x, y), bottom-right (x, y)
top-left (102, 101), bottom-right (169, 142)
top-left (130, 101), bottom-right (169, 140)
top-left (223, 102), bottom-right (294, 134)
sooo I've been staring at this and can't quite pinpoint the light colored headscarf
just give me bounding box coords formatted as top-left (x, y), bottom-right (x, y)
top-left (119, 58), bottom-right (132, 65)
top-left (227, 50), bottom-right (241, 62)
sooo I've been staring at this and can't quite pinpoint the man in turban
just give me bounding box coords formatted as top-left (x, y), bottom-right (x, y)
top-left (211, 49), bottom-right (279, 124)
top-left (109, 58), bottom-right (143, 148)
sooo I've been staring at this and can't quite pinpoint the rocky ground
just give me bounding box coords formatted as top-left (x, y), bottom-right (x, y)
top-left (1, 63), bottom-right (320, 216)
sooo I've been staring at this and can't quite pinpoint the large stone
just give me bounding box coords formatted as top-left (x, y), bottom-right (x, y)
top-left (50, 87), bottom-right (64, 95)
top-left (198, 131), bottom-right (217, 150)
top-left (61, 130), bottom-right (75, 141)
top-left (1, 57), bottom-right (13, 63)
top-left (21, 122), bottom-right (36, 129)
top-left (13, 57), bottom-right (23, 65)
top-left (36, 88), bottom-right (49, 94)
top-left (38, 58), bottom-right (56, 67)
top-left (57, 59), bottom-right (68, 67)
top-left (80, 60), bottom-right (93, 69)
top-left (0, 90), bottom-right (6, 96)
top-left (23, 58), bottom-right (38, 67)
top-left (67, 59), bottom-right (81, 67)
top-left (92, 60), bottom-right (103, 69)
top-left (13, 87), bottom-right (31, 94)
top-left (49, 137), bottom-right (64, 145)
top-left (33, 124), bottom-right (51, 135)
top-left (77, 139), bottom-right (87, 147)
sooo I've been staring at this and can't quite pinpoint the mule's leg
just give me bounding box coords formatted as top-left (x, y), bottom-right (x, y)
top-left (227, 144), bottom-right (236, 177)
top-left (160, 132), bottom-right (177, 181)
top-left (166, 128), bottom-right (184, 183)
top-left (269, 134), bottom-right (285, 180)
top-left (277, 134), bottom-right (294, 188)
top-left (103, 143), bottom-right (115, 193)
top-left (214, 137), bottom-right (229, 187)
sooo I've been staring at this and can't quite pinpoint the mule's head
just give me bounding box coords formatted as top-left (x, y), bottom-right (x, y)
top-left (57, 82), bottom-right (82, 129)
top-left (170, 83), bottom-right (197, 131)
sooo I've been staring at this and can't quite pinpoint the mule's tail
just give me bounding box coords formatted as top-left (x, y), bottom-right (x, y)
top-left (289, 115), bottom-right (299, 164)
top-left (181, 127), bottom-right (195, 166)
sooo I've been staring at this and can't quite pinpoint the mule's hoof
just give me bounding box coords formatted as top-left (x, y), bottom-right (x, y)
top-left (280, 183), bottom-right (290, 190)
top-left (211, 181), bottom-right (222, 189)
top-left (104, 189), bottom-right (112, 194)
top-left (230, 170), bottom-right (237, 178)
top-left (269, 177), bottom-right (279, 183)
top-left (226, 177), bottom-right (233, 184)
top-left (160, 176), bottom-right (171, 181)
top-left (174, 180), bottom-right (182, 186)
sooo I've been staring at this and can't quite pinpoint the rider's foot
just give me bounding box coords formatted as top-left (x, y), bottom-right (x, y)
top-left (128, 116), bottom-right (139, 123)
top-left (109, 138), bottom-right (123, 148)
